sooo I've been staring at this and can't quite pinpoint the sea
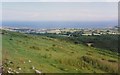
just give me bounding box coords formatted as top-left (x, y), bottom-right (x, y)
top-left (1, 21), bottom-right (117, 29)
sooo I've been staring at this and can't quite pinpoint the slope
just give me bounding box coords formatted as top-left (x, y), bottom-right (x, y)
top-left (2, 30), bottom-right (119, 73)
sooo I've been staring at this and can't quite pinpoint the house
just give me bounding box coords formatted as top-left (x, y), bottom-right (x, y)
top-left (86, 43), bottom-right (93, 47)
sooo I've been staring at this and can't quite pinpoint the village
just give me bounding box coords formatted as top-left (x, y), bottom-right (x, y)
top-left (1, 26), bottom-right (119, 36)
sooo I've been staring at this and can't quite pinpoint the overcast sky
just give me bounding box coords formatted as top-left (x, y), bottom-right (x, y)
top-left (1, 2), bottom-right (118, 22)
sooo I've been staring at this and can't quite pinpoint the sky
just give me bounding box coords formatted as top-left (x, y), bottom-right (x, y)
top-left (1, 2), bottom-right (118, 22)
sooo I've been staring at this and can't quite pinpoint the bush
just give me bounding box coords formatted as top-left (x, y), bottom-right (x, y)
top-left (30, 46), bottom-right (40, 50)
top-left (9, 38), bottom-right (13, 40)
top-left (108, 59), bottom-right (117, 63)
top-left (52, 44), bottom-right (56, 46)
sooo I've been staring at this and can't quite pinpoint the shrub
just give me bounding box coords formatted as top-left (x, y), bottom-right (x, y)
top-left (52, 44), bottom-right (56, 47)
top-left (108, 59), bottom-right (117, 63)
top-left (9, 38), bottom-right (13, 40)
top-left (29, 46), bottom-right (40, 50)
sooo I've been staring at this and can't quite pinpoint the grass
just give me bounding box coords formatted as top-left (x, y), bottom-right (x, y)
top-left (0, 32), bottom-right (2, 66)
top-left (1, 30), bottom-right (119, 73)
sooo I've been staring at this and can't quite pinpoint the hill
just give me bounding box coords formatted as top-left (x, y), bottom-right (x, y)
top-left (2, 30), bottom-right (119, 73)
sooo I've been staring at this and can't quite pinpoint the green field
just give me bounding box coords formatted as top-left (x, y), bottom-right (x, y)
top-left (0, 33), bottom-right (2, 67)
top-left (2, 30), bottom-right (119, 73)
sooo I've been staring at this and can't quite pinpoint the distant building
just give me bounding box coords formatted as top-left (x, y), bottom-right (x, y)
top-left (86, 43), bottom-right (93, 47)
top-left (82, 34), bottom-right (92, 36)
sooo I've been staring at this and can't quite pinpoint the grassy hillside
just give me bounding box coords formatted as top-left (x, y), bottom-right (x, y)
top-left (2, 30), bottom-right (119, 73)
top-left (0, 32), bottom-right (2, 68)
top-left (36, 33), bottom-right (119, 53)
